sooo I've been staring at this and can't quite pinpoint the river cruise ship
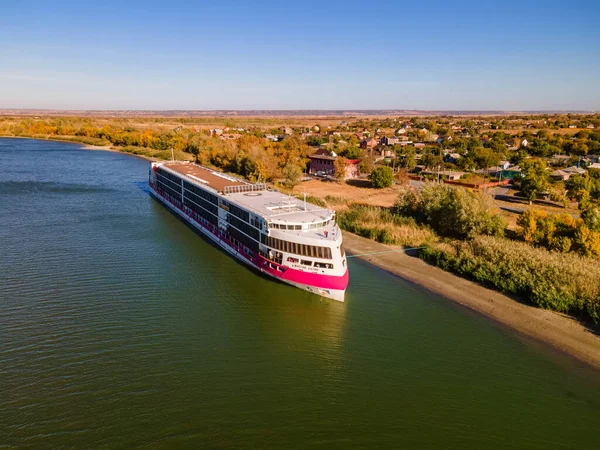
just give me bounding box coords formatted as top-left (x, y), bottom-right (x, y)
top-left (149, 161), bottom-right (348, 301)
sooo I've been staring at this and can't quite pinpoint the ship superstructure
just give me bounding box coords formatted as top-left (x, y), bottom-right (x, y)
top-left (149, 161), bottom-right (348, 301)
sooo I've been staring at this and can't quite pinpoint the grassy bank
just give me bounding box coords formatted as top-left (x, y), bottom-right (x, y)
top-left (420, 236), bottom-right (600, 323)
top-left (337, 204), bottom-right (436, 247)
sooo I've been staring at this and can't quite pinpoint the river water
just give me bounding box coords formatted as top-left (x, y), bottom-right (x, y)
top-left (1, 138), bottom-right (599, 449)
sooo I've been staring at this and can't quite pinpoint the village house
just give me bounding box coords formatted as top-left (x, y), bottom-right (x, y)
top-left (360, 138), bottom-right (379, 150)
top-left (420, 169), bottom-right (465, 181)
top-left (380, 135), bottom-right (400, 146)
top-left (498, 160), bottom-right (511, 170)
top-left (444, 152), bottom-right (462, 163)
top-left (308, 149), bottom-right (360, 180)
top-left (552, 154), bottom-right (571, 165)
top-left (550, 165), bottom-right (587, 181)
top-left (550, 170), bottom-right (571, 181)
top-left (377, 147), bottom-right (395, 160)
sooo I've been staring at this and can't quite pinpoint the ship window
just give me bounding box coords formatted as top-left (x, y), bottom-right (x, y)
top-left (287, 257), bottom-right (298, 263)
top-left (294, 225), bottom-right (301, 230)
top-left (301, 260), bottom-right (312, 266)
top-left (315, 262), bottom-right (333, 269)
top-left (316, 247), bottom-right (323, 259)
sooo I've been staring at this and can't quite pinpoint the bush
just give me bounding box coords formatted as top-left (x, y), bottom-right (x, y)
top-left (396, 183), bottom-right (506, 239)
top-left (419, 236), bottom-right (600, 322)
top-left (369, 166), bottom-right (394, 188)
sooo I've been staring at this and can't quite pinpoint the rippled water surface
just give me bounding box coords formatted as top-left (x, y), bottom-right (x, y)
top-left (1, 138), bottom-right (600, 449)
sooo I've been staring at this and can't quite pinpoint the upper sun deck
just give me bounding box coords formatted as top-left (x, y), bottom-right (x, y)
top-left (162, 162), bottom-right (249, 193)
top-left (158, 161), bottom-right (335, 227)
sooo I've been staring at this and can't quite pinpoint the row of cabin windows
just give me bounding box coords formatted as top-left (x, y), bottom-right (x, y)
top-left (156, 173), bottom-right (182, 194)
top-left (183, 194), bottom-right (260, 248)
top-left (183, 197), bottom-right (218, 225)
top-left (183, 180), bottom-right (218, 205)
top-left (229, 226), bottom-right (259, 253)
top-left (157, 179), bottom-right (181, 199)
top-left (183, 179), bottom-right (259, 232)
top-left (158, 169), bottom-right (183, 186)
top-left (184, 191), bottom-right (219, 216)
top-left (271, 223), bottom-right (301, 230)
top-left (261, 235), bottom-right (333, 260)
top-left (228, 214), bottom-right (260, 241)
top-left (270, 217), bottom-right (336, 231)
top-left (228, 203), bottom-right (250, 223)
top-left (286, 256), bottom-right (334, 269)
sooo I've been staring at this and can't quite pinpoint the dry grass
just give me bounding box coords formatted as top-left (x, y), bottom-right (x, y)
top-left (293, 179), bottom-right (400, 208)
top-left (337, 204), bottom-right (436, 247)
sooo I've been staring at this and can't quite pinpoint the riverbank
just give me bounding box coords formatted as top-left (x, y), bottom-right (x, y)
top-left (0, 135), bottom-right (160, 161)
top-left (343, 231), bottom-right (600, 370)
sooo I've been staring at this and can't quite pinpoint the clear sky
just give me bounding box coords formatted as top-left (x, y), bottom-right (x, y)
top-left (1, 0), bottom-right (599, 110)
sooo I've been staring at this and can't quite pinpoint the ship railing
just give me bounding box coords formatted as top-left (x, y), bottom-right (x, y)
top-left (224, 184), bottom-right (267, 195)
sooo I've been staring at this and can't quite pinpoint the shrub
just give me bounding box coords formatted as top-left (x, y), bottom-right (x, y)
top-left (395, 183), bottom-right (506, 239)
top-left (369, 166), bottom-right (394, 188)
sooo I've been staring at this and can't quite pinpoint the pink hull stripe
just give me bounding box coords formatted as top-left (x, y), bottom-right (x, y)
top-left (280, 266), bottom-right (349, 291)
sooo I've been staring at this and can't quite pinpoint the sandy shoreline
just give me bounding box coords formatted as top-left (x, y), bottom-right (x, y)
top-left (343, 232), bottom-right (600, 370)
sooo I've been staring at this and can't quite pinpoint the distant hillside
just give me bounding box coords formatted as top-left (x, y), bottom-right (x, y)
top-left (0, 109), bottom-right (594, 118)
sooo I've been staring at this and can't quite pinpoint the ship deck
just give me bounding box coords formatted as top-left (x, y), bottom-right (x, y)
top-left (164, 162), bottom-right (247, 193)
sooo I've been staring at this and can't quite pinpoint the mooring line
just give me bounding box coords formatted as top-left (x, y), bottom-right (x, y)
top-left (346, 246), bottom-right (427, 258)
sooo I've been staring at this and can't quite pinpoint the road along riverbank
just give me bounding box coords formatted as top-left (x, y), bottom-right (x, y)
top-left (343, 231), bottom-right (600, 370)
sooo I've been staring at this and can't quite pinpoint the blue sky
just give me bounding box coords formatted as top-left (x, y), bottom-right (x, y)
top-left (1, 0), bottom-right (599, 110)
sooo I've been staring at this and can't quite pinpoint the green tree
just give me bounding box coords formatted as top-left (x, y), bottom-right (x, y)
top-left (520, 158), bottom-right (548, 204)
top-left (369, 166), bottom-right (394, 188)
top-left (473, 147), bottom-right (501, 171)
top-left (420, 152), bottom-right (443, 169)
top-left (340, 146), bottom-right (361, 159)
top-left (397, 146), bottom-right (417, 170)
top-left (566, 175), bottom-right (592, 209)
top-left (282, 163), bottom-right (302, 188)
